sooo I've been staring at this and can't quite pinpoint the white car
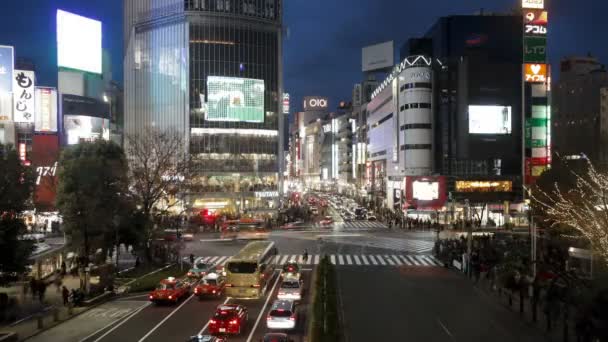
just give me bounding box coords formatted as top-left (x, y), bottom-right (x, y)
top-left (266, 300), bottom-right (297, 330)
top-left (277, 279), bottom-right (303, 301)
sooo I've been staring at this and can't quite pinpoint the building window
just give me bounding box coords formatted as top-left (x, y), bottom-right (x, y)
top-left (400, 123), bottom-right (432, 131)
top-left (402, 103), bottom-right (431, 110)
top-left (371, 150), bottom-right (387, 158)
top-left (402, 144), bottom-right (432, 150)
top-left (400, 82), bottom-right (432, 92)
top-left (371, 113), bottom-right (393, 129)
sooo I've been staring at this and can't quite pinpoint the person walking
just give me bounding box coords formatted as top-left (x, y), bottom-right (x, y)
top-left (30, 278), bottom-right (37, 299)
top-left (302, 249), bottom-right (309, 263)
top-left (38, 281), bottom-right (47, 303)
top-left (189, 253), bottom-right (195, 265)
top-left (62, 286), bottom-right (69, 306)
top-left (54, 274), bottom-right (62, 293)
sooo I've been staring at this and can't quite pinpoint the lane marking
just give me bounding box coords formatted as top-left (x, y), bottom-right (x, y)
top-left (201, 256), bottom-right (211, 263)
top-left (219, 256), bottom-right (230, 266)
top-left (118, 294), bottom-right (152, 301)
top-left (272, 255), bottom-right (281, 265)
top-left (437, 318), bottom-right (455, 340)
top-left (399, 255), bottom-right (413, 266)
top-left (317, 234), bottom-right (362, 238)
top-left (353, 255), bottom-right (361, 265)
top-left (314, 254), bottom-right (320, 265)
top-left (330, 255), bottom-right (336, 265)
top-left (368, 255), bottom-right (378, 265)
top-left (345, 255), bottom-right (352, 265)
top-left (88, 302), bottom-right (151, 342)
top-left (279, 255), bottom-right (289, 265)
top-left (199, 238), bottom-right (233, 242)
top-left (407, 255), bottom-right (421, 266)
top-left (384, 255), bottom-right (395, 266)
top-left (391, 255), bottom-right (403, 266)
top-left (416, 255), bottom-right (432, 266)
top-left (307, 255), bottom-right (313, 265)
top-left (376, 255), bottom-right (387, 266)
top-left (137, 294), bottom-right (195, 342)
top-left (338, 255), bottom-right (344, 265)
top-left (197, 297), bottom-right (230, 335)
top-left (208, 256), bottom-right (219, 263)
top-left (245, 272), bottom-right (283, 342)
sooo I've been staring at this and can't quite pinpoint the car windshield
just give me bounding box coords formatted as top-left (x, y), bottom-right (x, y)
top-left (195, 262), bottom-right (208, 269)
top-left (157, 283), bottom-right (175, 290)
top-left (226, 262), bottom-right (257, 274)
top-left (204, 279), bottom-right (217, 286)
top-left (269, 309), bottom-right (292, 318)
top-left (214, 311), bottom-right (236, 320)
top-left (281, 281), bottom-right (300, 289)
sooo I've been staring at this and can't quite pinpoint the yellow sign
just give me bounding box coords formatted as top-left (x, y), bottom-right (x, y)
top-left (525, 63), bottom-right (547, 83)
top-left (455, 181), bottom-right (513, 193)
top-left (522, 0), bottom-right (544, 9)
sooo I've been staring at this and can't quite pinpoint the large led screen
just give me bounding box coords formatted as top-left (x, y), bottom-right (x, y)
top-left (57, 10), bottom-right (102, 74)
top-left (206, 76), bottom-right (265, 123)
top-left (64, 115), bottom-right (110, 145)
top-left (412, 181), bottom-right (439, 201)
top-left (468, 105), bottom-right (512, 134)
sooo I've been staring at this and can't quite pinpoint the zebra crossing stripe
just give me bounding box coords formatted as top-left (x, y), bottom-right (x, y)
top-left (384, 255), bottom-right (396, 266)
top-left (368, 255), bottom-right (378, 265)
top-left (208, 256), bottom-right (219, 263)
top-left (398, 255), bottom-right (412, 266)
top-left (272, 255), bottom-right (281, 265)
top-left (353, 255), bottom-right (361, 265)
top-left (307, 255), bottom-right (313, 265)
top-left (345, 255), bottom-right (353, 265)
top-left (429, 255), bottom-right (442, 266)
top-left (298, 255), bottom-right (304, 264)
top-left (338, 255), bottom-right (345, 265)
top-left (414, 256), bottom-right (429, 266)
top-left (360, 255), bottom-right (370, 265)
top-left (279, 255), bottom-right (289, 265)
top-left (218, 256), bottom-right (229, 266)
top-left (330, 255), bottom-right (336, 265)
top-left (375, 255), bottom-right (387, 266)
top-left (391, 255), bottom-right (403, 265)
top-left (407, 255), bottom-right (421, 266)
top-left (314, 255), bottom-right (320, 265)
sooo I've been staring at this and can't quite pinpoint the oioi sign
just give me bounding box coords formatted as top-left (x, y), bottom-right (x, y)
top-left (303, 97), bottom-right (328, 111)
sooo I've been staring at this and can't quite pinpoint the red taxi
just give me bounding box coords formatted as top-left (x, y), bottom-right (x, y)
top-left (148, 277), bottom-right (190, 304)
top-left (319, 216), bottom-right (333, 226)
top-left (208, 304), bottom-right (249, 335)
top-left (194, 273), bottom-right (226, 299)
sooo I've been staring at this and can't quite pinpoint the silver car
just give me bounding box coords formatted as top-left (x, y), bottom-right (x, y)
top-left (266, 300), bottom-right (297, 330)
top-left (277, 278), bottom-right (303, 301)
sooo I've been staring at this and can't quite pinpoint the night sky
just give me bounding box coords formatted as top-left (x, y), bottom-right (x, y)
top-left (0, 0), bottom-right (606, 116)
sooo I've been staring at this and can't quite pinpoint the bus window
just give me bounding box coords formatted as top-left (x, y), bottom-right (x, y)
top-left (226, 262), bottom-right (258, 274)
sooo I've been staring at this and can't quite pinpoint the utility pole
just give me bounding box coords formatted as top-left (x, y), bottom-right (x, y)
top-left (465, 199), bottom-right (472, 277)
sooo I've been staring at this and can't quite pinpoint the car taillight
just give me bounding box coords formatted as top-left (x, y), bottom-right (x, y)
top-left (278, 292), bottom-right (285, 296)
top-left (149, 295), bottom-right (153, 300)
top-left (252, 284), bottom-right (260, 288)
top-left (225, 284), bottom-right (233, 287)
top-left (266, 316), bottom-right (272, 321)
top-left (229, 319), bottom-right (238, 325)
top-left (212, 290), bottom-right (216, 294)
top-left (290, 316), bottom-right (296, 321)
top-left (194, 288), bottom-right (199, 293)
top-left (168, 295), bottom-right (173, 300)
top-left (209, 319), bottom-right (217, 325)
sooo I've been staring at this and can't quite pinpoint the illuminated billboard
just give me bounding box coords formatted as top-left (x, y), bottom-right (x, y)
top-left (32, 135), bottom-right (60, 210)
top-left (0, 45), bottom-right (13, 93)
top-left (412, 181), bottom-right (439, 201)
top-left (35, 87), bottom-right (58, 132)
top-left (525, 63), bottom-right (547, 83)
top-left (522, 0), bottom-right (543, 9)
top-left (524, 37), bottom-right (547, 63)
top-left (206, 76), bottom-right (265, 123)
top-left (455, 181), bottom-right (513, 193)
top-left (405, 176), bottom-right (447, 209)
top-left (362, 41), bottom-right (394, 72)
top-left (64, 115), bottom-right (110, 145)
top-left (13, 70), bottom-right (35, 123)
top-left (303, 97), bottom-right (328, 111)
top-left (468, 105), bottom-right (512, 134)
top-left (57, 10), bottom-right (102, 74)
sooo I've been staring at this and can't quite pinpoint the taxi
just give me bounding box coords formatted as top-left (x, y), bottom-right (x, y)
top-left (188, 260), bottom-right (216, 278)
top-left (319, 216), bottom-right (333, 226)
top-left (208, 304), bottom-right (249, 335)
top-left (149, 277), bottom-right (190, 304)
top-left (280, 261), bottom-right (301, 281)
top-left (194, 272), bottom-right (226, 299)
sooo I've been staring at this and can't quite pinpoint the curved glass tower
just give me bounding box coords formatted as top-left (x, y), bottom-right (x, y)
top-left (124, 0), bottom-right (283, 215)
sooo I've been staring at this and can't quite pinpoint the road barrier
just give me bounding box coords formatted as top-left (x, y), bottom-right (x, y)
top-left (309, 255), bottom-right (341, 342)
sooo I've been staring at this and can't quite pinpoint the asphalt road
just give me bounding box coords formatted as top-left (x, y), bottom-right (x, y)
top-left (337, 266), bottom-right (546, 342)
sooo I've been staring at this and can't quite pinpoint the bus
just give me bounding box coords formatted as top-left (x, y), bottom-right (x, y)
top-left (220, 219), bottom-right (270, 240)
top-left (224, 241), bottom-right (278, 299)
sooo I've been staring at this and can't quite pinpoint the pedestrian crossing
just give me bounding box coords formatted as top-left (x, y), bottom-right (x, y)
top-left (187, 254), bottom-right (443, 268)
top-left (319, 235), bottom-right (434, 254)
top-left (311, 221), bottom-right (388, 231)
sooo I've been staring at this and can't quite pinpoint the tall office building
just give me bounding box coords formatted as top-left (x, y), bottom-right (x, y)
top-left (124, 0), bottom-right (283, 215)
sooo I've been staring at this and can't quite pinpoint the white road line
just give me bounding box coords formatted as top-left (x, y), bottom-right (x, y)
top-left (345, 255), bottom-right (352, 265)
top-left (426, 256), bottom-right (441, 266)
top-left (376, 255), bottom-right (387, 266)
top-left (338, 255), bottom-right (344, 265)
top-left (417, 255), bottom-right (431, 266)
top-left (307, 255), bottom-right (313, 265)
top-left (429, 255), bottom-right (443, 265)
top-left (201, 256), bottom-right (211, 263)
top-left (208, 256), bottom-right (219, 263)
top-left (383, 255), bottom-right (396, 266)
top-left (214, 256), bottom-right (226, 265)
top-left (137, 294), bottom-right (195, 342)
top-left (408, 255), bottom-right (422, 266)
top-left (89, 302), bottom-right (151, 342)
top-left (314, 254), bottom-right (320, 265)
top-left (272, 255), bottom-right (281, 265)
top-left (197, 297), bottom-right (230, 335)
top-left (219, 257), bottom-right (230, 266)
top-left (330, 255), bottom-right (336, 265)
top-left (437, 318), bottom-right (455, 340)
top-left (391, 255), bottom-right (403, 265)
top-left (399, 255), bottom-right (413, 266)
top-left (279, 255), bottom-right (289, 265)
top-left (246, 272), bottom-right (283, 342)
top-left (117, 294), bottom-right (151, 301)
top-left (368, 255), bottom-right (378, 265)
top-left (353, 255), bottom-right (361, 265)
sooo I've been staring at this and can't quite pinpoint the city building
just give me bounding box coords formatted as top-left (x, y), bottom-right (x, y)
top-left (553, 55), bottom-right (608, 164)
top-left (123, 0), bottom-right (284, 217)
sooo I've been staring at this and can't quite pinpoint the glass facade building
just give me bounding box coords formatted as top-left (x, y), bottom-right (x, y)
top-left (124, 0), bottom-right (283, 215)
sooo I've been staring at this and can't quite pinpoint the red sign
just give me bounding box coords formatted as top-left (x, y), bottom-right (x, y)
top-left (31, 135), bottom-right (60, 210)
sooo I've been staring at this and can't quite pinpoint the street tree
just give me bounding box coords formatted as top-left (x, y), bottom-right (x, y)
top-left (0, 144), bottom-right (35, 282)
top-left (125, 128), bottom-right (193, 257)
top-left (532, 157), bottom-right (608, 267)
top-left (56, 140), bottom-right (130, 285)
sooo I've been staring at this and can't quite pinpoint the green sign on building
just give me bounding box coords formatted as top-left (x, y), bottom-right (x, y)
top-left (524, 36), bottom-right (547, 63)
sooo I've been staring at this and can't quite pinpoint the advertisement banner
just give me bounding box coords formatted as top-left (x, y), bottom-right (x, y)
top-left (303, 97), bottom-right (328, 111)
top-left (0, 45), bottom-right (13, 94)
top-left (404, 176), bottom-right (447, 209)
top-left (32, 135), bottom-right (60, 210)
top-left (524, 37), bottom-right (547, 63)
top-left (524, 63), bottom-right (547, 83)
top-left (0, 92), bottom-right (12, 122)
top-left (522, 0), bottom-right (544, 9)
top-left (13, 70), bottom-right (35, 123)
top-left (362, 41), bottom-right (394, 72)
top-left (35, 87), bottom-right (58, 132)
top-left (282, 93), bottom-right (290, 114)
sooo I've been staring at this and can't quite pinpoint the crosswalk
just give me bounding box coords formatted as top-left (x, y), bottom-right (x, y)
top-left (311, 221), bottom-right (387, 231)
top-left (319, 236), bottom-right (434, 254)
top-left (188, 254), bottom-right (443, 268)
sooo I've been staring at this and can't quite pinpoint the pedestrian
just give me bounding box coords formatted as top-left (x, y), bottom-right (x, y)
top-left (61, 261), bottom-right (67, 276)
top-left (38, 281), bottom-right (47, 303)
top-left (303, 249), bottom-right (309, 263)
top-left (30, 278), bottom-right (37, 299)
top-left (62, 286), bottom-right (69, 306)
top-left (54, 274), bottom-right (62, 293)
top-left (135, 256), bottom-right (140, 268)
top-left (189, 253), bottom-right (195, 265)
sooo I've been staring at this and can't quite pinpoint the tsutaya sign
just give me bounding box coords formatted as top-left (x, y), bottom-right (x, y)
top-left (255, 191), bottom-right (278, 198)
top-left (371, 55), bottom-right (433, 99)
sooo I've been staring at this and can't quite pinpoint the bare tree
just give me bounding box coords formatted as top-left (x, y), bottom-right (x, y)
top-left (532, 158), bottom-right (608, 266)
top-left (125, 128), bottom-right (193, 245)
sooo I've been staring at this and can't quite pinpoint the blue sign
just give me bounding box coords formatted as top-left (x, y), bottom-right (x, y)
top-left (0, 46), bottom-right (13, 93)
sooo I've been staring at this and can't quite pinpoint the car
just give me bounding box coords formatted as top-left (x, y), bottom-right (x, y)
top-left (182, 233), bottom-right (194, 241)
top-left (194, 272), bottom-right (226, 299)
top-left (149, 277), bottom-right (191, 304)
top-left (319, 216), bottom-right (333, 226)
top-left (262, 333), bottom-right (293, 342)
top-left (367, 215), bottom-right (377, 221)
top-left (310, 207), bottom-right (319, 215)
top-left (277, 279), bottom-right (303, 301)
top-left (208, 304), bottom-right (249, 335)
top-left (266, 300), bottom-right (298, 330)
top-left (188, 335), bottom-right (226, 342)
top-left (281, 261), bottom-right (301, 281)
top-left (279, 221), bottom-right (307, 230)
top-left (188, 260), bottom-right (216, 278)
